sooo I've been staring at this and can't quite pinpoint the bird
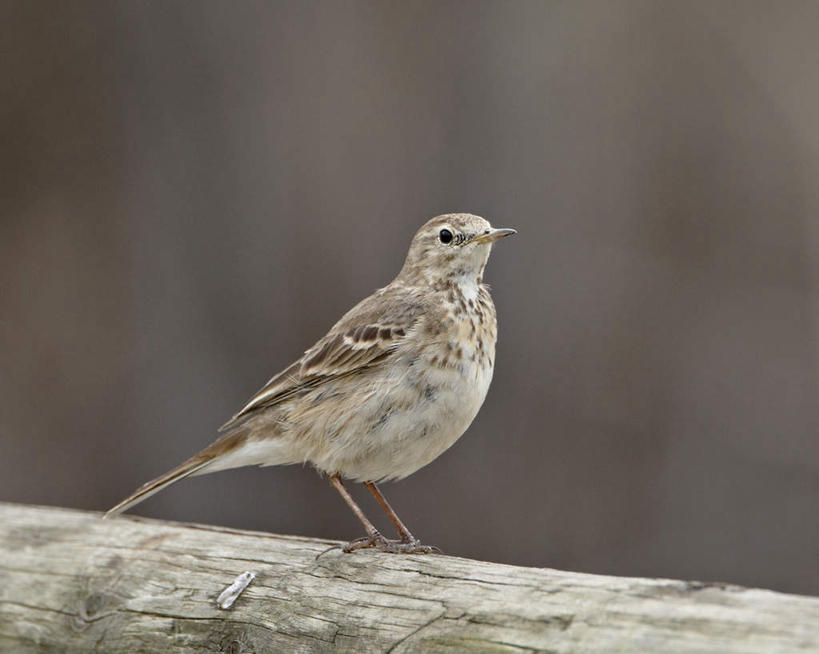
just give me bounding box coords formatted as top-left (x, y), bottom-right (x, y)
top-left (105, 213), bottom-right (516, 553)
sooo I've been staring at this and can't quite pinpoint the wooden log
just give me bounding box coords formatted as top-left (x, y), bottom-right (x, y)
top-left (0, 502), bottom-right (817, 653)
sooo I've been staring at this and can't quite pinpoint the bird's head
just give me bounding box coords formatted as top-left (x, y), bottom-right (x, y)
top-left (397, 213), bottom-right (516, 287)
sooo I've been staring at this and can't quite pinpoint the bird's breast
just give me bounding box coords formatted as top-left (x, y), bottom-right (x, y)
top-left (304, 285), bottom-right (499, 482)
top-left (348, 296), bottom-right (497, 480)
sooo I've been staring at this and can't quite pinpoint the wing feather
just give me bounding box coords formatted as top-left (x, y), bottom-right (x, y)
top-left (220, 286), bottom-right (426, 431)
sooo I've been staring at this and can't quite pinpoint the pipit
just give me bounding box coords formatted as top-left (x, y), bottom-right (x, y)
top-left (106, 213), bottom-right (515, 553)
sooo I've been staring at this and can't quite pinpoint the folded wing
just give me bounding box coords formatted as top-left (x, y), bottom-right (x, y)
top-left (220, 287), bottom-right (426, 431)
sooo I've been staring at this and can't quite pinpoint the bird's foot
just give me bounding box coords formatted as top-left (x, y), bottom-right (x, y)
top-left (342, 532), bottom-right (440, 554)
top-left (394, 538), bottom-right (441, 555)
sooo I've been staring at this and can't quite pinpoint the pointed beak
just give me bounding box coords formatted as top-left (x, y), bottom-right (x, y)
top-left (472, 227), bottom-right (517, 244)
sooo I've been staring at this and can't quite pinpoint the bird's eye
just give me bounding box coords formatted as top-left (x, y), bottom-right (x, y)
top-left (439, 229), bottom-right (453, 244)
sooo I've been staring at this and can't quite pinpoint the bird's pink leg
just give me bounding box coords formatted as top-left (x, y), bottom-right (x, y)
top-left (327, 475), bottom-right (439, 554)
top-left (364, 481), bottom-right (440, 554)
top-left (328, 474), bottom-right (384, 552)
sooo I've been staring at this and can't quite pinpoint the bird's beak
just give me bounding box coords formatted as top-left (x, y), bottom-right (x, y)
top-left (472, 227), bottom-right (517, 244)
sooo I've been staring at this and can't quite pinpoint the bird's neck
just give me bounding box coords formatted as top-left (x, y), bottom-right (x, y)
top-left (397, 266), bottom-right (485, 294)
top-left (432, 274), bottom-right (488, 310)
top-left (396, 243), bottom-right (492, 292)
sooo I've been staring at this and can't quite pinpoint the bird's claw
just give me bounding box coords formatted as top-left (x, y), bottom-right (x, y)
top-left (340, 532), bottom-right (439, 554)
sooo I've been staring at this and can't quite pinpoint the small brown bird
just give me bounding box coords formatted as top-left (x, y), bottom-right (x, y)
top-left (106, 213), bottom-right (515, 553)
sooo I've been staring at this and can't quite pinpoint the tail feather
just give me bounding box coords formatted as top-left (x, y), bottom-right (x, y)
top-left (104, 457), bottom-right (213, 518)
top-left (104, 426), bottom-right (276, 518)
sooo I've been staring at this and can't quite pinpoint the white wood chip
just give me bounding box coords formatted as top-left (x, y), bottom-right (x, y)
top-left (216, 571), bottom-right (256, 610)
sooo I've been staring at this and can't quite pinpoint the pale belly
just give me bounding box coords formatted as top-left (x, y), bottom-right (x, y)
top-left (210, 352), bottom-right (496, 481)
top-left (310, 348), bottom-right (496, 482)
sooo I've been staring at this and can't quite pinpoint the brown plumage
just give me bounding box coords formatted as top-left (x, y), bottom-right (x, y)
top-left (106, 213), bottom-right (515, 554)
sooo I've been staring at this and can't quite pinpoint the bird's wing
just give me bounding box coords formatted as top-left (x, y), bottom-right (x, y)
top-left (219, 287), bottom-right (425, 431)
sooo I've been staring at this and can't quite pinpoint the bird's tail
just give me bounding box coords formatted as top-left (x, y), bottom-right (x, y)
top-left (104, 456), bottom-right (212, 519)
top-left (104, 425), bottom-right (290, 518)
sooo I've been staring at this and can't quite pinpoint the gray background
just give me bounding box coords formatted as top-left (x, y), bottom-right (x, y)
top-left (2, 1), bottom-right (818, 595)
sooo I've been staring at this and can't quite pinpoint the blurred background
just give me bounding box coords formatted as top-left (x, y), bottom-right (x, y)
top-left (2, 1), bottom-right (818, 596)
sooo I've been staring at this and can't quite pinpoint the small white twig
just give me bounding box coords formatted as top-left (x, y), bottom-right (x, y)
top-left (216, 571), bottom-right (256, 610)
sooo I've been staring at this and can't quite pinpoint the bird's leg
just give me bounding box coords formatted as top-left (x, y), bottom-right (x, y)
top-left (328, 474), bottom-right (386, 552)
top-left (364, 481), bottom-right (440, 554)
top-left (326, 475), bottom-right (439, 554)
top-left (363, 482), bottom-right (415, 542)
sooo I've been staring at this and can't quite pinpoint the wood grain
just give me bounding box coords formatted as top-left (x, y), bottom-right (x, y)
top-left (1, 503), bottom-right (817, 653)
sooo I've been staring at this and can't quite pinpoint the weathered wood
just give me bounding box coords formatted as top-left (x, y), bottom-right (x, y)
top-left (0, 503), bottom-right (817, 653)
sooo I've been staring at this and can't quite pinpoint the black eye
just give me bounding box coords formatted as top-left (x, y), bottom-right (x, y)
top-left (439, 228), bottom-right (453, 244)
